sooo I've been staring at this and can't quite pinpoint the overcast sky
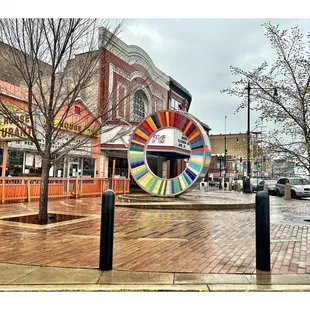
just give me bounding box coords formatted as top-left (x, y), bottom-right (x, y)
top-left (112, 18), bottom-right (310, 135)
top-left (7, 1), bottom-right (310, 135)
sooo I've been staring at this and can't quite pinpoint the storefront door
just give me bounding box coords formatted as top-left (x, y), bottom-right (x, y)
top-left (68, 162), bottom-right (79, 178)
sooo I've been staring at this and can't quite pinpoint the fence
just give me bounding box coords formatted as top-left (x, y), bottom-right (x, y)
top-left (0, 177), bottom-right (130, 203)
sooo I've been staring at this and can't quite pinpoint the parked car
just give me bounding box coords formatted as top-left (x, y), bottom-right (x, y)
top-left (251, 178), bottom-right (263, 193)
top-left (209, 180), bottom-right (220, 187)
top-left (257, 179), bottom-right (277, 195)
top-left (232, 180), bottom-right (243, 191)
top-left (276, 177), bottom-right (310, 199)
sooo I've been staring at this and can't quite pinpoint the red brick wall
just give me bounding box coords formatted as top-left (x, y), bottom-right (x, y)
top-left (99, 49), bottom-right (168, 123)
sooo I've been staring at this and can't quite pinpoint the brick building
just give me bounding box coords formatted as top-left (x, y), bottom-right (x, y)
top-left (0, 27), bottom-right (210, 188)
top-left (0, 80), bottom-right (101, 178)
top-left (0, 42), bottom-right (52, 87)
top-left (97, 27), bottom-right (206, 187)
top-left (208, 132), bottom-right (272, 181)
top-left (208, 133), bottom-right (249, 181)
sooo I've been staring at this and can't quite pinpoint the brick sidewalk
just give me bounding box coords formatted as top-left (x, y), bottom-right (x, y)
top-left (0, 193), bottom-right (309, 274)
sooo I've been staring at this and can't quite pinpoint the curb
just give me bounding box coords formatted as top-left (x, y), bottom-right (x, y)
top-left (1, 283), bottom-right (310, 292)
top-left (115, 202), bottom-right (255, 210)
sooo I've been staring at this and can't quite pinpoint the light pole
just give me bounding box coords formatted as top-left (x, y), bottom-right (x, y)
top-left (245, 81), bottom-right (278, 183)
top-left (224, 116), bottom-right (227, 189)
top-left (216, 153), bottom-right (224, 189)
top-left (246, 81), bottom-right (251, 181)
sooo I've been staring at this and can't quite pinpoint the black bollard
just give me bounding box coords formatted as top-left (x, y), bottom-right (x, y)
top-left (99, 189), bottom-right (115, 271)
top-left (255, 191), bottom-right (270, 271)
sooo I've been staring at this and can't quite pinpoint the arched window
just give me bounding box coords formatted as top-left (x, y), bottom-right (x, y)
top-left (133, 90), bottom-right (148, 122)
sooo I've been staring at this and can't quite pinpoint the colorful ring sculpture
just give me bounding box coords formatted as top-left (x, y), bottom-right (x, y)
top-left (128, 110), bottom-right (211, 197)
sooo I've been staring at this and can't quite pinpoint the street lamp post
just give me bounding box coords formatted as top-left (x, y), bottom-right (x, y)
top-left (246, 81), bottom-right (251, 181)
top-left (224, 116), bottom-right (227, 189)
top-left (216, 153), bottom-right (224, 189)
top-left (245, 81), bottom-right (278, 184)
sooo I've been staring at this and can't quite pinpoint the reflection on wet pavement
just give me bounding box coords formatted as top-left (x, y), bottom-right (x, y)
top-left (0, 192), bottom-right (309, 274)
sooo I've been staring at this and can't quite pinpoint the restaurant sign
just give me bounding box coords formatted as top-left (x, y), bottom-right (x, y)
top-left (53, 119), bottom-right (100, 137)
top-left (0, 114), bottom-right (32, 141)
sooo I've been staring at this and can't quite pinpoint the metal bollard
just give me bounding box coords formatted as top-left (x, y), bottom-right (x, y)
top-left (255, 191), bottom-right (270, 271)
top-left (285, 183), bottom-right (291, 200)
top-left (99, 189), bottom-right (115, 271)
top-left (236, 183), bottom-right (241, 192)
top-left (243, 179), bottom-right (251, 193)
top-left (228, 182), bottom-right (232, 191)
top-left (263, 183), bottom-right (269, 193)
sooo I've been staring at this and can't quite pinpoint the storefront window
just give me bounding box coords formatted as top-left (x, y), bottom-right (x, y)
top-left (108, 157), bottom-right (128, 177)
top-left (82, 158), bottom-right (95, 177)
top-left (23, 153), bottom-right (42, 176)
top-left (7, 150), bottom-right (24, 176)
top-left (54, 157), bottom-right (65, 178)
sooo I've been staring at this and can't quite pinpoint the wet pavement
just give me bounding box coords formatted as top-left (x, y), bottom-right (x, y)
top-left (0, 189), bottom-right (310, 291)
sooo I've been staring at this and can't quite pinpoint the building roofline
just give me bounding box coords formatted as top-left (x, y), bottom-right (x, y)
top-left (169, 76), bottom-right (192, 107)
top-left (209, 132), bottom-right (247, 136)
top-left (199, 120), bottom-right (211, 132)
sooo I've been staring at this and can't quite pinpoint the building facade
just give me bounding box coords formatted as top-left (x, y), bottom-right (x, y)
top-left (97, 28), bottom-right (197, 187)
top-left (208, 133), bottom-right (247, 181)
top-left (0, 81), bottom-right (100, 178)
top-left (0, 27), bottom-right (208, 191)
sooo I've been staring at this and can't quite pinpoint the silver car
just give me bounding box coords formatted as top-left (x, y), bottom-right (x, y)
top-left (257, 179), bottom-right (277, 195)
top-left (233, 180), bottom-right (243, 191)
top-left (276, 177), bottom-right (310, 199)
top-left (251, 178), bottom-right (263, 192)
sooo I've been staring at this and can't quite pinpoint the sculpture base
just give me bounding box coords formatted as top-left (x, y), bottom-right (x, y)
top-left (116, 189), bottom-right (255, 210)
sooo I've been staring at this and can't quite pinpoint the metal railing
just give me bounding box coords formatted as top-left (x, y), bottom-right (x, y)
top-left (0, 177), bottom-right (130, 203)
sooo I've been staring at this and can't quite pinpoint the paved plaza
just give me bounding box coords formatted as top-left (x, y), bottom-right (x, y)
top-left (0, 190), bottom-right (310, 274)
top-left (0, 190), bottom-right (310, 292)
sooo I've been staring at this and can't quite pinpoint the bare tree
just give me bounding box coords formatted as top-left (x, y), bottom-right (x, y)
top-left (222, 22), bottom-right (310, 178)
top-left (0, 18), bottom-right (150, 223)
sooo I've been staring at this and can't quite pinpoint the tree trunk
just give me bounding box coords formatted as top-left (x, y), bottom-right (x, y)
top-left (305, 135), bottom-right (310, 181)
top-left (38, 156), bottom-right (51, 224)
top-left (308, 149), bottom-right (310, 182)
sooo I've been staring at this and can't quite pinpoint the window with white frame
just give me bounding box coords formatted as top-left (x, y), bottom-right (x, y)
top-left (133, 90), bottom-right (148, 122)
top-left (171, 98), bottom-right (181, 110)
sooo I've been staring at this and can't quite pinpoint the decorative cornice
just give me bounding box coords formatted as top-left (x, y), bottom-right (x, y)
top-left (113, 65), bottom-right (130, 81)
top-left (99, 27), bottom-right (169, 90)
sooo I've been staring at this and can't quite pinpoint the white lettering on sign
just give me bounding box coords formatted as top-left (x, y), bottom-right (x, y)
top-left (151, 135), bottom-right (166, 143)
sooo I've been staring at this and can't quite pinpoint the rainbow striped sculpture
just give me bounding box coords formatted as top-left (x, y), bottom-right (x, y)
top-left (128, 110), bottom-right (211, 197)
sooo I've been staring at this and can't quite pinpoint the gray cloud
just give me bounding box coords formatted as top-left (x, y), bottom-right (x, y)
top-left (116, 18), bottom-right (310, 134)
